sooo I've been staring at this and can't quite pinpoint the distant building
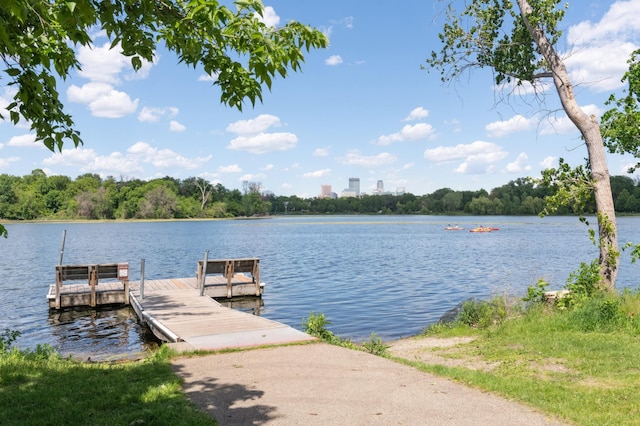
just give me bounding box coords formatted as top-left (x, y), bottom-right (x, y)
top-left (347, 178), bottom-right (360, 197)
top-left (320, 184), bottom-right (332, 198)
top-left (373, 180), bottom-right (384, 195)
top-left (396, 186), bottom-right (405, 195)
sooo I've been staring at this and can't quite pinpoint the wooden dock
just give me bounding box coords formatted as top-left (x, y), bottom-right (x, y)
top-left (128, 278), bottom-right (315, 351)
top-left (47, 258), bottom-right (315, 351)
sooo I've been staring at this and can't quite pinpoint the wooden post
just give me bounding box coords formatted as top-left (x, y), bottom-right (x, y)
top-left (253, 259), bottom-right (260, 296)
top-left (200, 251), bottom-right (209, 296)
top-left (55, 266), bottom-right (63, 310)
top-left (140, 259), bottom-right (145, 300)
top-left (58, 230), bottom-right (66, 265)
top-left (89, 265), bottom-right (97, 308)
top-left (226, 260), bottom-right (233, 298)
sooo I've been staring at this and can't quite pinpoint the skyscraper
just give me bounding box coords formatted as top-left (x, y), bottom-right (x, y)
top-left (320, 184), bottom-right (332, 198)
top-left (348, 178), bottom-right (360, 197)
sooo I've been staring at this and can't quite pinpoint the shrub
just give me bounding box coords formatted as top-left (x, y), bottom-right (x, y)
top-left (0, 329), bottom-right (20, 354)
top-left (457, 296), bottom-right (508, 329)
top-left (361, 333), bottom-right (389, 356)
top-left (568, 297), bottom-right (625, 332)
top-left (523, 278), bottom-right (550, 305)
top-left (559, 260), bottom-right (602, 308)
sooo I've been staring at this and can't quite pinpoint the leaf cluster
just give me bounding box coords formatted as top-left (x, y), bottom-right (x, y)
top-left (601, 49), bottom-right (640, 172)
top-left (426, 0), bottom-right (566, 86)
top-left (1, 0), bottom-right (328, 151)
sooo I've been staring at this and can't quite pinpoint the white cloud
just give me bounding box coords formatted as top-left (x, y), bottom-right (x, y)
top-left (7, 133), bottom-right (38, 148)
top-left (402, 162), bottom-right (415, 170)
top-left (540, 156), bottom-right (557, 169)
top-left (485, 114), bottom-right (537, 138)
top-left (425, 141), bottom-right (508, 175)
top-left (313, 147), bottom-right (330, 156)
top-left (169, 120), bottom-right (186, 132)
top-left (0, 156), bottom-right (20, 167)
top-left (76, 42), bottom-right (129, 84)
top-left (325, 55), bottom-right (343, 66)
top-left (564, 0), bottom-right (640, 91)
top-left (127, 141), bottom-right (211, 169)
top-left (567, 0), bottom-right (640, 47)
top-left (138, 106), bottom-right (178, 123)
top-left (218, 164), bottom-right (242, 173)
top-left (540, 104), bottom-right (601, 135)
top-left (261, 164), bottom-right (274, 171)
top-left (303, 168), bottom-right (332, 178)
top-left (505, 152), bottom-right (531, 173)
top-left (404, 107), bottom-right (429, 121)
top-left (565, 42), bottom-right (638, 92)
top-left (239, 173), bottom-right (265, 182)
top-left (227, 132), bottom-right (298, 154)
top-left (255, 6), bottom-right (280, 27)
top-left (226, 114), bottom-right (281, 135)
top-left (375, 123), bottom-right (435, 145)
top-left (338, 150), bottom-right (397, 167)
top-left (67, 82), bottom-right (138, 118)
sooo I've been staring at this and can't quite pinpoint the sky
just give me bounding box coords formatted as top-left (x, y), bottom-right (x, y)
top-left (2, 0), bottom-right (640, 198)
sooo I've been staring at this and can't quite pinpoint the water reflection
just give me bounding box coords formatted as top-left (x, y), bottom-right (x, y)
top-left (47, 306), bottom-right (160, 362)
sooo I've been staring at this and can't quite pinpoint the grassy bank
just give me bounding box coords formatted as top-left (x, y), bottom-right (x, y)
top-left (0, 341), bottom-right (215, 426)
top-left (393, 290), bottom-right (640, 425)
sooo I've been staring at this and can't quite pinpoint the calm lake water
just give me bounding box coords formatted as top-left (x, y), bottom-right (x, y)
top-left (2, 215), bottom-right (640, 360)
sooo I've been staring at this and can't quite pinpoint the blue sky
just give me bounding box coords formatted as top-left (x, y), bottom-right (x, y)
top-left (2, 0), bottom-right (640, 197)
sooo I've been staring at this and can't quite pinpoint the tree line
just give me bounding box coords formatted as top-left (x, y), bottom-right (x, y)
top-left (2, 170), bottom-right (639, 221)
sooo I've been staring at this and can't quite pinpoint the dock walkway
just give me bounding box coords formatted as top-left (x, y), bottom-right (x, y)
top-left (128, 278), bottom-right (315, 351)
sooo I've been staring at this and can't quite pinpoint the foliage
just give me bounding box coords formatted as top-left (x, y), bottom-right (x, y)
top-left (361, 332), bottom-right (389, 356)
top-left (426, 0), bottom-right (566, 86)
top-left (456, 297), bottom-right (509, 329)
top-left (522, 278), bottom-right (550, 305)
top-left (302, 311), bottom-right (342, 344)
top-left (0, 0), bottom-right (328, 151)
top-left (557, 260), bottom-right (603, 308)
top-left (601, 49), bottom-right (640, 173)
top-left (0, 328), bottom-right (20, 353)
top-left (536, 158), bottom-right (594, 218)
top-left (3, 170), bottom-right (640, 222)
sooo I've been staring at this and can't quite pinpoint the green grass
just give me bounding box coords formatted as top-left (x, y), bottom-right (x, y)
top-left (0, 345), bottom-right (215, 426)
top-left (401, 296), bottom-right (640, 425)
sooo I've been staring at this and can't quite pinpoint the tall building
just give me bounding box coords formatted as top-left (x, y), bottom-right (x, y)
top-left (376, 180), bottom-right (384, 195)
top-left (320, 184), bottom-right (332, 198)
top-left (348, 178), bottom-right (360, 197)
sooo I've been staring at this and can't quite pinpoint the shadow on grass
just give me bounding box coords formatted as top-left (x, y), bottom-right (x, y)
top-left (0, 352), bottom-right (216, 426)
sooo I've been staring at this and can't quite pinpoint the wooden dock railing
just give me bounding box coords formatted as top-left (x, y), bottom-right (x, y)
top-left (196, 258), bottom-right (261, 298)
top-left (54, 263), bottom-right (130, 309)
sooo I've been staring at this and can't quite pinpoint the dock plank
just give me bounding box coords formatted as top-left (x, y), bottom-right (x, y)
top-left (128, 280), bottom-right (315, 351)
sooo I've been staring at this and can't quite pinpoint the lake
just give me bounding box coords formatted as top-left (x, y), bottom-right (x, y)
top-left (2, 215), bottom-right (640, 360)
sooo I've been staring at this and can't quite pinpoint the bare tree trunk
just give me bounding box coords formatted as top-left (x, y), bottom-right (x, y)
top-left (518, 0), bottom-right (619, 289)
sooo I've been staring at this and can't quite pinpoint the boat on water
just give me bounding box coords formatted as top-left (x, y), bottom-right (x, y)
top-left (444, 225), bottom-right (464, 231)
top-left (469, 226), bottom-right (499, 233)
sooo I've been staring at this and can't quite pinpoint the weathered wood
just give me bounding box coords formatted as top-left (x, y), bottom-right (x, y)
top-left (127, 279), bottom-right (314, 350)
top-left (51, 263), bottom-right (130, 310)
top-left (196, 258), bottom-right (261, 298)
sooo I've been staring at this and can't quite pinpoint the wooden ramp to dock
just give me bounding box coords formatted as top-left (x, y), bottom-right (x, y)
top-left (129, 278), bottom-right (315, 351)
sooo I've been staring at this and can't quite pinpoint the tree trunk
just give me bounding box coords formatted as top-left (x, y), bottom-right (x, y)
top-left (517, 0), bottom-right (619, 289)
